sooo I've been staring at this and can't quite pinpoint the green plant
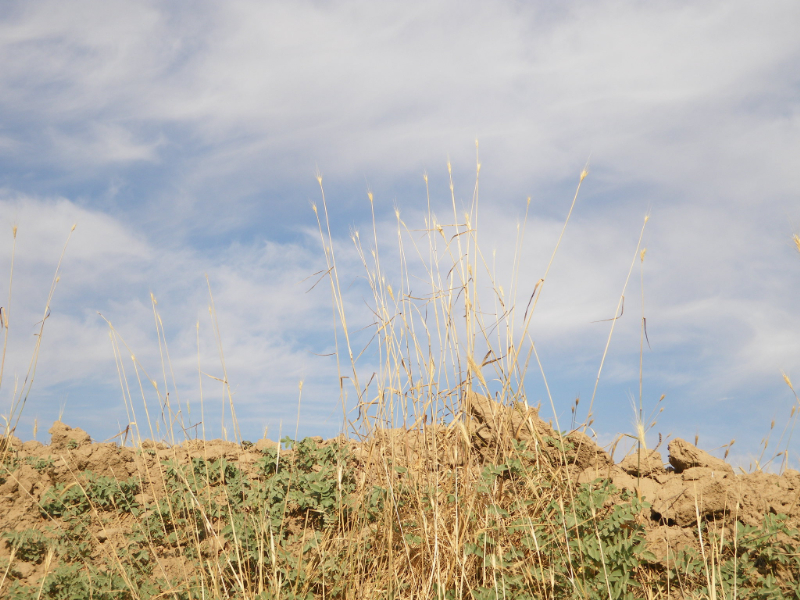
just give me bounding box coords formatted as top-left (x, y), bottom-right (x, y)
top-left (2, 529), bottom-right (49, 564)
top-left (39, 473), bottom-right (140, 519)
top-left (0, 557), bottom-right (22, 582)
top-left (24, 456), bottom-right (54, 472)
top-left (665, 512), bottom-right (800, 599)
top-left (36, 563), bottom-right (86, 600)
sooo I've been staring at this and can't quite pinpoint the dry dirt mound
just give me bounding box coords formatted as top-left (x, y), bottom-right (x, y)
top-left (1, 402), bottom-right (799, 593)
top-left (2, 410), bottom-right (798, 541)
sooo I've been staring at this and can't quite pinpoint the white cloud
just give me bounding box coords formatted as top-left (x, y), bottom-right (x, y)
top-left (48, 123), bottom-right (163, 165)
top-left (2, 1), bottom-right (797, 192)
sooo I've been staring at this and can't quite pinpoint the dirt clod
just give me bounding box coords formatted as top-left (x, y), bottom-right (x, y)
top-left (668, 437), bottom-right (734, 475)
top-left (48, 421), bottom-right (91, 450)
top-left (619, 448), bottom-right (664, 477)
top-left (467, 391), bottom-right (612, 471)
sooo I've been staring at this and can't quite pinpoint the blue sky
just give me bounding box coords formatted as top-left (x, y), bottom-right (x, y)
top-left (1, 1), bottom-right (799, 469)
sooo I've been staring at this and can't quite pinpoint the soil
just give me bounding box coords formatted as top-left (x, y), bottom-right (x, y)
top-left (1, 395), bottom-right (799, 590)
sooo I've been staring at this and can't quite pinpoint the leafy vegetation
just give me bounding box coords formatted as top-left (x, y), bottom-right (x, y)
top-left (666, 513), bottom-right (800, 599)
